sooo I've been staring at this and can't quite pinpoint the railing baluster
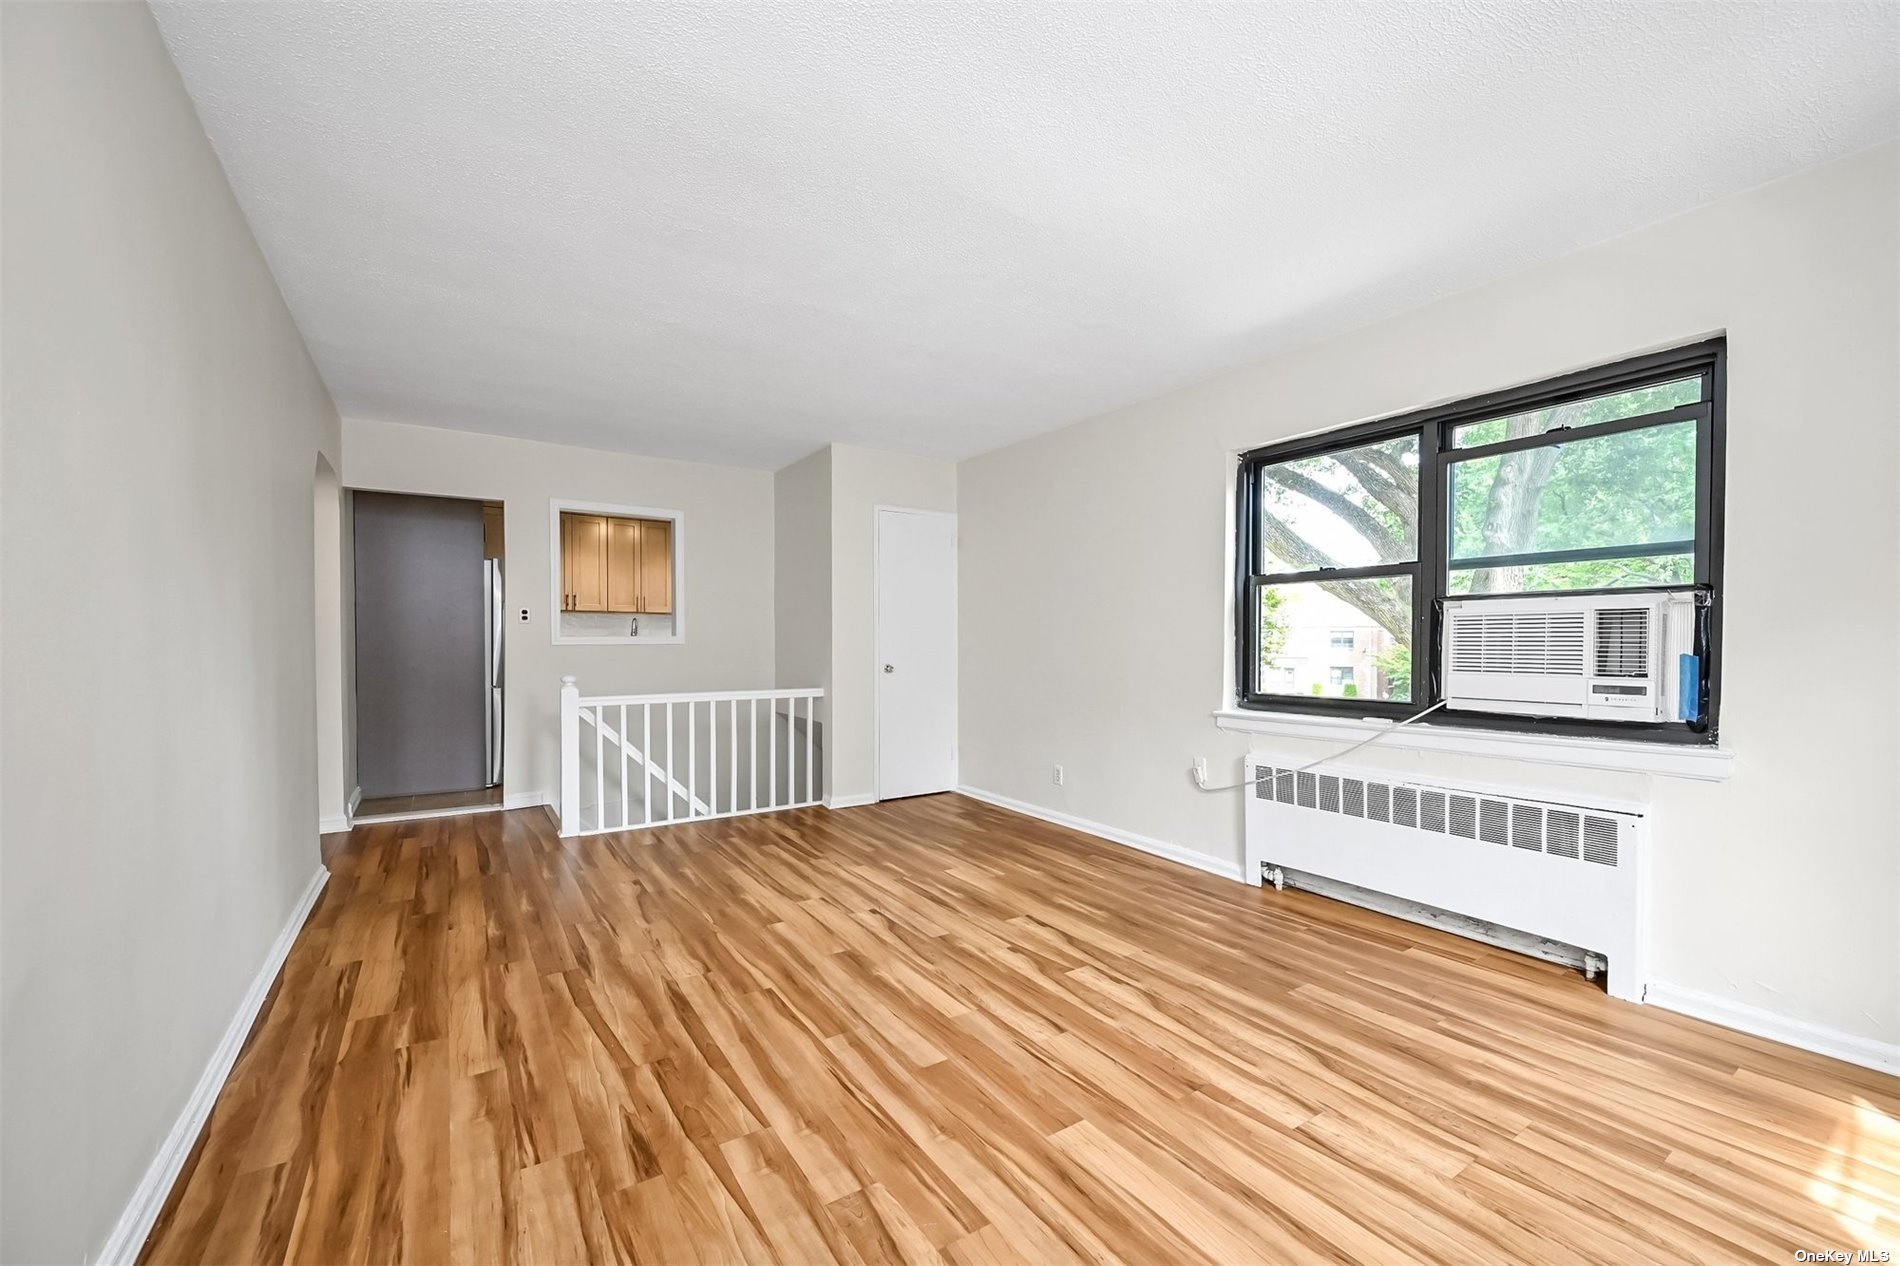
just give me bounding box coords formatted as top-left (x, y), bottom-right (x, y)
top-left (559, 677), bottom-right (580, 836)
top-left (564, 686), bottom-right (824, 835)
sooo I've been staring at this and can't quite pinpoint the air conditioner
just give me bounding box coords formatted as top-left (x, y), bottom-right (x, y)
top-left (1441, 592), bottom-right (1698, 723)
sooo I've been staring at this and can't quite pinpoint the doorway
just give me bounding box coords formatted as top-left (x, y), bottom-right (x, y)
top-left (874, 507), bottom-right (957, 800)
top-left (352, 491), bottom-right (504, 815)
top-left (312, 456), bottom-right (352, 835)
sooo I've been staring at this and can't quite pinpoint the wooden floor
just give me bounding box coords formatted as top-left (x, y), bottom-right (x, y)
top-left (145, 795), bottom-right (1898, 1264)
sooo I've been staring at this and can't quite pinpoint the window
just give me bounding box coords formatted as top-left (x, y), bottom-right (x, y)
top-left (549, 499), bottom-right (685, 645)
top-left (1234, 341), bottom-right (1723, 743)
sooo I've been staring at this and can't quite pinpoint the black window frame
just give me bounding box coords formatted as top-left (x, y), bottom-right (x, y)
top-left (1233, 339), bottom-right (1725, 745)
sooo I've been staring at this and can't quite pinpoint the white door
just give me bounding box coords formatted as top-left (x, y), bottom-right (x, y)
top-left (876, 508), bottom-right (957, 800)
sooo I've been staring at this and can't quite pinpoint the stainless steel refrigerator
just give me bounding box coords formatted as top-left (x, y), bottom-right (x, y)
top-left (483, 557), bottom-right (503, 788)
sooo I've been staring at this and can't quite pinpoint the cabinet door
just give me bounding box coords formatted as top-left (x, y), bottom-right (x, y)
top-left (560, 515), bottom-right (574, 609)
top-left (606, 517), bottom-right (641, 613)
top-left (564, 513), bottom-right (610, 612)
top-left (638, 518), bottom-right (673, 614)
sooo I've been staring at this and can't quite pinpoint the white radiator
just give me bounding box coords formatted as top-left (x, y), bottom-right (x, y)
top-left (1243, 755), bottom-right (1649, 1001)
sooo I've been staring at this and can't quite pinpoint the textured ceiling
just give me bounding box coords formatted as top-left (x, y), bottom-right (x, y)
top-left (150, 1), bottom-right (1898, 469)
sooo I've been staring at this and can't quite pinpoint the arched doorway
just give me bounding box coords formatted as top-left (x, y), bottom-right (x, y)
top-left (313, 454), bottom-right (353, 837)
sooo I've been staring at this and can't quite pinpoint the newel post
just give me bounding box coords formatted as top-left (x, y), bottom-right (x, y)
top-left (559, 676), bottom-right (581, 836)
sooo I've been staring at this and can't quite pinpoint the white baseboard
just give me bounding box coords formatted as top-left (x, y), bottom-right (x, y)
top-left (955, 786), bottom-right (1246, 883)
top-left (825, 794), bottom-right (876, 810)
top-left (350, 791), bottom-right (550, 827)
top-left (1645, 982), bottom-right (1900, 1076)
top-left (321, 786), bottom-right (367, 833)
top-left (96, 865), bottom-right (330, 1266)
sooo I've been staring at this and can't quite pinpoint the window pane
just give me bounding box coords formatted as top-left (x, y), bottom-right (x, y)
top-left (1258, 433), bottom-right (1419, 572)
top-left (1449, 419), bottom-right (1696, 572)
top-left (1449, 552), bottom-right (1692, 594)
top-left (1257, 576), bottom-right (1412, 702)
top-left (1451, 375), bottom-right (1701, 449)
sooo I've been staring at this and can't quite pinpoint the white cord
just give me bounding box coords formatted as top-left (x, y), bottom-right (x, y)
top-left (1191, 700), bottom-right (1450, 791)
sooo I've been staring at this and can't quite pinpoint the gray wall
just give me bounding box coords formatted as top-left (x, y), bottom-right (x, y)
top-left (1, 4), bottom-right (342, 1261)
top-left (774, 448), bottom-right (833, 792)
top-left (351, 492), bottom-right (488, 799)
top-left (957, 143), bottom-right (1900, 1051)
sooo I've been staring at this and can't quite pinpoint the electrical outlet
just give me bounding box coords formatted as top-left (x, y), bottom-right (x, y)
top-left (1193, 756), bottom-right (1209, 784)
top-left (518, 608), bottom-right (531, 623)
top-left (1052, 764), bottom-right (1064, 787)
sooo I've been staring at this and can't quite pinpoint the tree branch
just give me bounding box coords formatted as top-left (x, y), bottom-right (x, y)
top-left (1257, 515), bottom-right (1411, 644)
top-left (1334, 452), bottom-right (1417, 547)
top-left (1262, 466), bottom-right (1406, 562)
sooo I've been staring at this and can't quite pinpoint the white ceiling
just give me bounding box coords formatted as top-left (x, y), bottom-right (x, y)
top-left (150, 2), bottom-right (1897, 469)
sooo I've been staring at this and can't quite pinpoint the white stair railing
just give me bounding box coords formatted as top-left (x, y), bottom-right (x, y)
top-left (559, 677), bottom-right (824, 836)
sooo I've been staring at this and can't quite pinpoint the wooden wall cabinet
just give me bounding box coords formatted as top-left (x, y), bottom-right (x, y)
top-left (560, 511), bottom-right (673, 614)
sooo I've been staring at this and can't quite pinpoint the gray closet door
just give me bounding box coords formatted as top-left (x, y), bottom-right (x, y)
top-left (353, 491), bottom-right (487, 798)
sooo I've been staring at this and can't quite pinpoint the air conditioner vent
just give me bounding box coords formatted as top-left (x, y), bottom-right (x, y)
top-left (1420, 790), bottom-right (1447, 834)
top-left (1366, 783), bottom-right (1391, 822)
top-left (1594, 608), bottom-right (1651, 678)
top-left (1448, 610), bottom-right (1588, 676)
top-left (1342, 779), bottom-right (1365, 817)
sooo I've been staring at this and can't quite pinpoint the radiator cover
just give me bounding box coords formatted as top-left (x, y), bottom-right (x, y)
top-left (1243, 755), bottom-right (1649, 1001)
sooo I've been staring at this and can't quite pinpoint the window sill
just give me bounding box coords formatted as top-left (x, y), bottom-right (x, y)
top-left (552, 635), bottom-right (684, 646)
top-left (1212, 709), bottom-right (1735, 781)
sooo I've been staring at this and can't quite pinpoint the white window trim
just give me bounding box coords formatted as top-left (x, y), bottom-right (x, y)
top-left (1213, 708), bottom-right (1734, 781)
top-left (548, 498), bottom-right (685, 646)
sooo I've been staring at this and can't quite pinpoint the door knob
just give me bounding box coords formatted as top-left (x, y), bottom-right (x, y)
top-left (883, 663), bottom-right (895, 673)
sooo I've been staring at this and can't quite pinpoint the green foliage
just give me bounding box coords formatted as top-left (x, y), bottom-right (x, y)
top-left (1310, 683), bottom-right (1323, 696)
top-left (1260, 377), bottom-right (1697, 660)
top-left (1258, 587), bottom-right (1289, 664)
top-left (1450, 419), bottom-right (1695, 591)
top-left (1341, 682), bottom-right (1359, 698)
top-left (1375, 642), bottom-right (1412, 703)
